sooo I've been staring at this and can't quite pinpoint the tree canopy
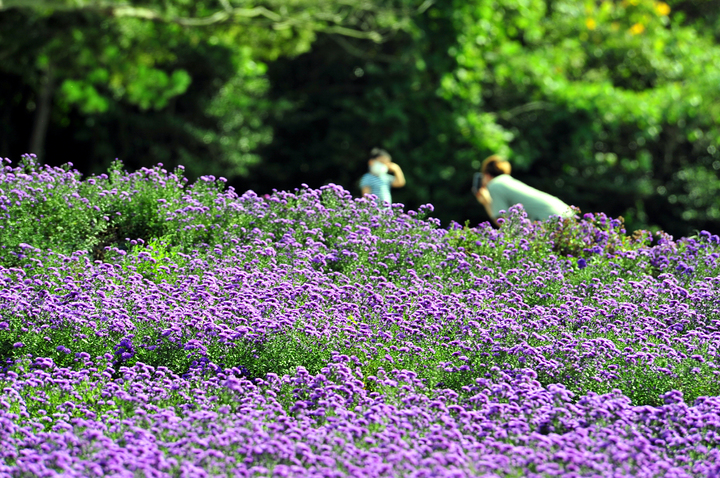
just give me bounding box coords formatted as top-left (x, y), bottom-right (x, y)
top-left (1, 0), bottom-right (719, 237)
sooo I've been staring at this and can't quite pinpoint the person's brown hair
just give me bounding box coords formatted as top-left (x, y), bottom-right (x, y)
top-left (481, 155), bottom-right (512, 177)
top-left (370, 147), bottom-right (391, 161)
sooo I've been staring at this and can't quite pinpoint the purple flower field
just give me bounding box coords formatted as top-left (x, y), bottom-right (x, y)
top-left (1, 157), bottom-right (720, 477)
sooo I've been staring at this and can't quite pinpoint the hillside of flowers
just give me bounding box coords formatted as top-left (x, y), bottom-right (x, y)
top-left (1, 156), bottom-right (720, 477)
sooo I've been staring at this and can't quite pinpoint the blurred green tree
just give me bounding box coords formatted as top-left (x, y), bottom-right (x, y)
top-left (247, 4), bottom-right (489, 226)
top-left (2, 0), bottom-right (720, 237)
top-left (0, 0), bottom-right (413, 174)
top-left (257, 0), bottom-right (720, 236)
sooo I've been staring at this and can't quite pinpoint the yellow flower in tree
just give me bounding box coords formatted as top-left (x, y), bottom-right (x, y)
top-left (630, 23), bottom-right (645, 35)
top-left (586, 18), bottom-right (597, 30)
top-left (655, 1), bottom-right (671, 15)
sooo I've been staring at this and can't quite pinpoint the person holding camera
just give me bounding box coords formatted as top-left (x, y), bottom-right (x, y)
top-left (360, 148), bottom-right (406, 207)
top-left (474, 155), bottom-right (570, 224)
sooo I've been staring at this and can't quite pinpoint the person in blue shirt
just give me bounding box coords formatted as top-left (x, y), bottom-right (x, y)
top-left (474, 155), bottom-right (571, 224)
top-left (360, 148), bottom-right (406, 206)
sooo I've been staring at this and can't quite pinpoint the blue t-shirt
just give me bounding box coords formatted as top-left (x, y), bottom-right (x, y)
top-left (360, 172), bottom-right (394, 206)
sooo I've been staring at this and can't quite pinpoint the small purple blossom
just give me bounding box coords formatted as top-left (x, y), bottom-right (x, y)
top-left (0, 159), bottom-right (717, 477)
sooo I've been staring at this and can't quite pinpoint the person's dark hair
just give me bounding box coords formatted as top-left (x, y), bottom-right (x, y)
top-left (370, 148), bottom-right (391, 161)
top-left (481, 155), bottom-right (512, 176)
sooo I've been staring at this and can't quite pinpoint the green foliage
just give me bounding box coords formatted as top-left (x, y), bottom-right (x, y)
top-left (2, 0), bottom-right (720, 239)
top-left (126, 236), bottom-right (186, 282)
top-left (440, 0), bottom-right (720, 236)
top-left (254, 0), bottom-right (720, 237)
top-left (0, 161), bottom-right (108, 264)
top-left (0, 159), bottom-right (252, 265)
top-left (0, 0), bottom-right (415, 181)
top-left (253, 7), bottom-right (485, 227)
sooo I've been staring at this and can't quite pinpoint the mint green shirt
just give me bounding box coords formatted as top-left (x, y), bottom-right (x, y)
top-left (487, 175), bottom-right (570, 221)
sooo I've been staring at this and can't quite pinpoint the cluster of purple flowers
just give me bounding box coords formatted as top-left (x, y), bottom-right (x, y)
top-left (0, 159), bottom-right (719, 476)
top-left (3, 359), bottom-right (720, 477)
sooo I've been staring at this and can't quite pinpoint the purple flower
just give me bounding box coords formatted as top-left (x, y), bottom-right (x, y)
top-left (114, 337), bottom-right (136, 362)
top-left (0, 158), bottom-right (719, 476)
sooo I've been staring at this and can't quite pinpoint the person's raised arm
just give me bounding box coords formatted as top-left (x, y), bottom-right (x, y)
top-left (388, 163), bottom-right (406, 188)
top-left (474, 187), bottom-right (498, 227)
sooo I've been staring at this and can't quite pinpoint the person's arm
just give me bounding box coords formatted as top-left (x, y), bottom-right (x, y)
top-left (359, 174), bottom-right (372, 196)
top-left (474, 187), bottom-right (497, 226)
top-left (388, 163), bottom-right (406, 188)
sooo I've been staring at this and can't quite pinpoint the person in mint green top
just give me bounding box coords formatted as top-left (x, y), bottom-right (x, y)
top-left (474, 155), bottom-right (571, 224)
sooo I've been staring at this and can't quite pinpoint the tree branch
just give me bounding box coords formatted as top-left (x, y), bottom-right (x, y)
top-left (102, 5), bottom-right (283, 26)
top-left (1, 0), bottom-right (386, 40)
top-left (329, 34), bottom-right (398, 62)
top-left (499, 101), bottom-right (555, 120)
top-left (218, 0), bottom-right (231, 13)
top-left (323, 25), bottom-right (382, 42)
top-left (417, 0), bottom-right (435, 14)
top-left (29, 63), bottom-right (54, 162)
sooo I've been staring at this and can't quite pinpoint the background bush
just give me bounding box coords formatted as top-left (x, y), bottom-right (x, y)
top-left (2, 0), bottom-right (720, 237)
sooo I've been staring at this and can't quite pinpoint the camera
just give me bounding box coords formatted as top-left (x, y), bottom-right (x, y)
top-left (471, 172), bottom-right (482, 194)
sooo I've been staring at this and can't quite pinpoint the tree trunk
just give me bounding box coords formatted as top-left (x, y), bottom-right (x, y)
top-left (29, 64), bottom-right (54, 162)
top-left (0, 100), bottom-right (9, 158)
